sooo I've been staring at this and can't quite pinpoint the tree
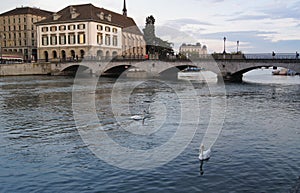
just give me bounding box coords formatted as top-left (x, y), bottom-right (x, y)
top-left (143, 15), bottom-right (174, 59)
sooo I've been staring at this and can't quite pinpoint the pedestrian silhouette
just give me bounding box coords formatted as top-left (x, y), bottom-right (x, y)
top-left (296, 51), bottom-right (299, 59)
top-left (272, 51), bottom-right (276, 58)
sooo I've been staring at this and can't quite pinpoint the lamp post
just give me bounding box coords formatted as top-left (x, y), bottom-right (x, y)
top-left (223, 37), bottom-right (226, 54)
top-left (237, 40), bottom-right (239, 53)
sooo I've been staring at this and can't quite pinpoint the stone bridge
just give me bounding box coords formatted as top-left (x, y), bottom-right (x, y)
top-left (51, 58), bottom-right (300, 82)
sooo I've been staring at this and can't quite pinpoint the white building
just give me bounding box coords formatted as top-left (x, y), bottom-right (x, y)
top-left (36, 3), bottom-right (145, 62)
top-left (179, 43), bottom-right (208, 58)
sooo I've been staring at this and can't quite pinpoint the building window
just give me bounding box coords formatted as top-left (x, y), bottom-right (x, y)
top-left (59, 25), bottom-right (66, 31)
top-left (78, 24), bottom-right (85, 30)
top-left (105, 34), bottom-right (111, 46)
top-left (112, 28), bottom-right (118, 33)
top-left (68, 25), bottom-right (75, 30)
top-left (24, 25), bottom-right (27, 30)
top-left (32, 33), bottom-right (34, 38)
top-left (42, 27), bottom-right (48, 32)
top-left (78, 33), bottom-right (85, 44)
top-left (105, 26), bottom-right (110, 32)
top-left (50, 26), bottom-right (57, 32)
top-left (68, 33), bottom-right (75, 44)
top-left (97, 25), bottom-right (103, 31)
top-left (32, 40), bottom-right (35, 46)
top-left (50, 35), bottom-right (57, 45)
top-left (97, 33), bottom-right (103, 45)
top-left (113, 36), bottom-right (118, 46)
top-left (59, 34), bottom-right (66, 45)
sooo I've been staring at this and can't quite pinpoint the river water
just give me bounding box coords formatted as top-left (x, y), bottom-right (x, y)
top-left (0, 70), bottom-right (299, 193)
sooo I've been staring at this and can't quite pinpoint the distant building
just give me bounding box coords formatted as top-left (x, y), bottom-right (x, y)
top-left (0, 6), bottom-right (53, 62)
top-left (179, 42), bottom-right (208, 58)
top-left (35, 3), bottom-right (146, 62)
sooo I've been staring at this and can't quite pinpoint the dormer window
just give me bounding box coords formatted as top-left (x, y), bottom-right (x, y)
top-left (106, 14), bottom-right (112, 22)
top-left (98, 12), bottom-right (104, 20)
top-left (53, 13), bottom-right (61, 21)
top-left (70, 7), bottom-right (80, 19)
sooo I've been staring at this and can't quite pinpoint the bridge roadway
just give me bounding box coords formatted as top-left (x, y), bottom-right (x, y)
top-left (52, 58), bottom-right (300, 82)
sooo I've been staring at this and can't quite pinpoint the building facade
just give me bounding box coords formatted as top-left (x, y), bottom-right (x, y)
top-left (36, 3), bottom-right (146, 62)
top-left (179, 43), bottom-right (208, 58)
top-left (0, 7), bottom-right (53, 62)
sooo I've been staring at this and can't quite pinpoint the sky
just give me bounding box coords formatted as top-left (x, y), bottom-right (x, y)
top-left (1, 0), bottom-right (300, 53)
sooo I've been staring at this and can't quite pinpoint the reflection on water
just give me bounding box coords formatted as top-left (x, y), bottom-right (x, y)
top-left (0, 75), bottom-right (299, 192)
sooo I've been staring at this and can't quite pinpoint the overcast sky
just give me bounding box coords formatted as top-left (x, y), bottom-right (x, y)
top-left (1, 0), bottom-right (300, 53)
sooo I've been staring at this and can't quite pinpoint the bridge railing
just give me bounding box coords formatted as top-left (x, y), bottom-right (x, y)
top-left (244, 53), bottom-right (298, 59)
top-left (38, 53), bottom-right (300, 64)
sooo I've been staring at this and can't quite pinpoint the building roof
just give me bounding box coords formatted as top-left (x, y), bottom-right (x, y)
top-left (35, 3), bottom-right (143, 35)
top-left (0, 6), bottom-right (53, 17)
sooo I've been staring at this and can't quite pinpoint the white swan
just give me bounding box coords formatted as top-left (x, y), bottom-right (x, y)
top-left (130, 110), bottom-right (150, 125)
top-left (199, 144), bottom-right (211, 161)
top-left (130, 115), bottom-right (144, 120)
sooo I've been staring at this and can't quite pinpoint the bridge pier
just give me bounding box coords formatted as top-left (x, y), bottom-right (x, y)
top-left (221, 73), bottom-right (243, 82)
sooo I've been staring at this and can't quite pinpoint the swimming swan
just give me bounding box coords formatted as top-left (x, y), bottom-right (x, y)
top-left (130, 115), bottom-right (144, 120)
top-left (131, 110), bottom-right (150, 125)
top-left (199, 144), bottom-right (211, 161)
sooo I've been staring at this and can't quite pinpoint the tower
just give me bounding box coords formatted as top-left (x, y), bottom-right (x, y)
top-left (122, 0), bottom-right (127, 16)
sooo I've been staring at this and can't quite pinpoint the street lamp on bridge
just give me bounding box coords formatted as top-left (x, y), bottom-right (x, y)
top-left (223, 37), bottom-right (226, 54)
top-left (237, 40), bottom-right (239, 53)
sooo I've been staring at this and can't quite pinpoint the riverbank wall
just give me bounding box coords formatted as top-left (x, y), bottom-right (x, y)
top-left (0, 63), bottom-right (52, 76)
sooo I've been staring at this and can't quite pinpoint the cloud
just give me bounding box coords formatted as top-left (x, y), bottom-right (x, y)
top-left (259, 1), bottom-right (300, 20)
top-left (227, 14), bottom-right (269, 21)
top-left (167, 18), bottom-right (213, 27)
top-left (193, 0), bottom-right (225, 3)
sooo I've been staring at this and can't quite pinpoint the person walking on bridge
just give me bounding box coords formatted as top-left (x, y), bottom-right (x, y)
top-left (272, 51), bottom-right (276, 58)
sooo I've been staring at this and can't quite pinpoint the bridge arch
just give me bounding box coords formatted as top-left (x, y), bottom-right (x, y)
top-left (158, 64), bottom-right (197, 77)
top-left (102, 65), bottom-right (131, 77)
top-left (61, 64), bottom-right (91, 75)
top-left (228, 63), bottom-right (300, 82)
